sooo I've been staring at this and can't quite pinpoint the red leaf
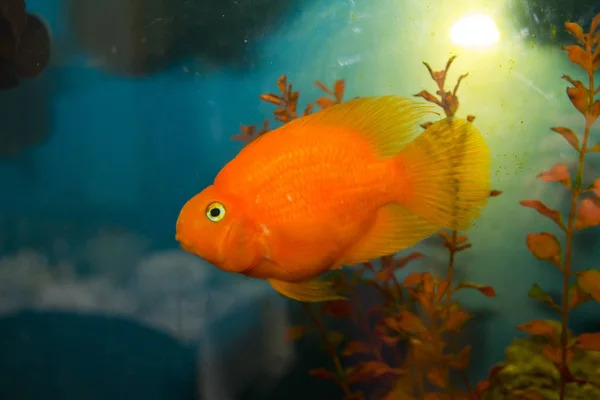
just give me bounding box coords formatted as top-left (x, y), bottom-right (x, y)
top-left (377, 253), bottom-right (425, 281)
top-left (323, 300), bottom-right (353, 318)
top-left (314, 81), bottom-right (333, 95)
top-left (538, 163), bottom-right (571, 187)
top-left (395, 252), bottom-right (424, 268)
top-left (348, 361), bottom-right (404, 383)
top-left (577, 269), bottom-right (600, 302)
top-left (426, 365), bottom-right (447, 388)
top-left (516, 320), bottom-right (557, 339)
top-left (551, 127), bottom-right (580, 151)
top-left (588, 141), bottom-right (600, 153)
top-left (342, 341), bottom-right (372, 357)
top-left (592, 178), bottom-right (600, 197)
top-left (334, 80), bottom-right (345, 103)
top-left (316, 96), bottom-right (336, 110)
top-left (284, 325), bottom-right (310, 342)
top-left (592, 12), bottom-right (600, 33)
top-left (525, 232), bottom-right (561, 264)
top-left (569, 283), bottom-right (592, 310)
top-left (520, 200), bottom-right (565, 230)
top-left (424, 394), bottom-right (452, 400)
top-left (309, 368), bottom-right (338, 381)
top-left (575, 197), bottom-right (600, 230)
top-left (542, 345), bottom-right (572, 365)
top-left (396, 311), bottom-right (426, 334)
top-left (455, 281), bottom-right (496, 297)
top-left (514, 390), bottom-right (546, 400)
top-left (259, 93), bottom-right (282, 105)
top-left (576, 333), bottom-right (600, 351)
top-left (565, 22), bottom-right (585, 44)
top-left (564, 45), bottom-right (591, 71)
top-left (449, 345), bottom-right (472, 370)
top-left (566, 86), bottom-right (589, 115)
top-left (402, 272), bottom-right (423, 287)
top-left (444, 310), bottom-right (472, 331)
top-left (588, 100), bottom-right (600, 125)
top-left (344, 393), bottom-right (366, 400)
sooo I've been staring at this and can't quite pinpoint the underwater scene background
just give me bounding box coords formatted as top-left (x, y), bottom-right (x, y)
top-left (1, 0), bottom-right (600, 399)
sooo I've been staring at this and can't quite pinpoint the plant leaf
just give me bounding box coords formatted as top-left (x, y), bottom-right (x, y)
top-left (326, 331), bottom-right (345, 348)
top-left (455, 281), bottom-right (496, 297)
top-left (316, 96), bottom-right (336, 110)
top-left (566, 86), bottom-right (590, 115)
top-left (426, 365), bottom-right (447, 388)
top-left (551, 127), bottom-right (580, 151)
top-left (424, 394), bottom-right (452, 400)
top-left (588, 100), bottom-right (600, 125)
top-left (592, 13), bottom-right (600, 33)
top-left (514, 390), bottom-right (548, 400)
top-left (525, 232), bottom-right (562, 265)
top-left (323, 300), bottom-right (353, 318)
top-left (575, 196), bottom-right (600, 230)
top-left (449, 345), bottom-right (472, 370)
top-left (309, 368), bottom-right (338, 381)
top-left (538, 163), bottom-right (571, 187)
top-left (342, 341), bottom-right (372, 357)
top-left (520, 200), bottom-right (565, 230)
top-left (314, 81), bottom-right (333, 95)
top-left (402, 272), bottom-right (423, 287)
top-left (377, 252), bottom-right (424, 282)
top-left (528, 284), bottom-right (560, 312)
top-left (516, 319), bottom-right (557, 339)
top-left (285, 325), bottom-right (310, 342)
top-left (396, 311), bottom-right (426, 334)
top-left (565, 22), bottom-right (585, 43)
top-left (334, 80), bottom-right (345, 103)
top-left (259, 93), bottom-right (282, 105)
top-left (569, 282), bottom-right (592, 310)
top-left (576, 333), bottom-right (600, 351)
top-left (564, 45), bottom-right (591, 71)
top-left (577, 269), bottom-right (600, 302)
top-left (395, 252), bottom-right (424, 269)
top-left (349, 361), bottom-right (405, 383)
top-left (588, 141), bottom-right (600, 153)
top-left (590, 178), bottom-right (600, 196)
top-left (444, 309), bottom-right (472, 331)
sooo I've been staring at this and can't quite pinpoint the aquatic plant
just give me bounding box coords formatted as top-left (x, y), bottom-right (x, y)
top-left (483, 13), bottom-right (600, 400)
top-left (234, 56), bottom-right (502, 399)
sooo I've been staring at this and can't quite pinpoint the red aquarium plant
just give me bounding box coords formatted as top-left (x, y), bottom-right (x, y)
top-left (502, 13), bottom-right (600, 400)
top-left (232, 57), bottom-right (501, 399)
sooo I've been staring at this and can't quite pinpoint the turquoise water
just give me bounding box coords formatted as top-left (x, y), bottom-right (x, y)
top-left (1, 0), bottom-right (599, 399)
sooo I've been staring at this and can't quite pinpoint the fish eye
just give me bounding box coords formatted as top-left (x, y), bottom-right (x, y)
top-left (206, 202), bottom-right (226, 222)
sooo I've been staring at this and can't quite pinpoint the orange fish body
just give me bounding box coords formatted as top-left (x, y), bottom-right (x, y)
top-left (176, 96), bottom-right (491, 302)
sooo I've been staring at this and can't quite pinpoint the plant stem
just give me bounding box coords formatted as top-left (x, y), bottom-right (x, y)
top-left (302, 303), bottom-right (352, 396)
top-left (558, 41), bottom-right (595, 400)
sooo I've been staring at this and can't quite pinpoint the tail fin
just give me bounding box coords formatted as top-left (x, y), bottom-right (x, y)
top-left (393, 118), bottom-right (491, 231)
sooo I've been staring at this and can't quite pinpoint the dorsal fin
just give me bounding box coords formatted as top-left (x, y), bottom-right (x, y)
top-left (275, 96), bottom-right (439, 157)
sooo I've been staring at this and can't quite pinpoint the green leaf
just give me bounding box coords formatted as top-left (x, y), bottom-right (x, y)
top-left (326, 331), bottom-right (345, 348)
top-left (528, 284), bottom-right (560, 312)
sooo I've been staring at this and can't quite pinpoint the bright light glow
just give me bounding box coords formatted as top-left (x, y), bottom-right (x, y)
top-left (450, 14), bottom-right (500, 48)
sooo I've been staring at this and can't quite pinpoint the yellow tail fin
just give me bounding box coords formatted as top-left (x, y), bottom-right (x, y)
top-left (393, 118), bottom-right (491, 231)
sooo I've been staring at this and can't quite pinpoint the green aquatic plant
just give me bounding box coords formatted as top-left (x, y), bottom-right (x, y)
top-left (481, 13), bottom-right (600, 400)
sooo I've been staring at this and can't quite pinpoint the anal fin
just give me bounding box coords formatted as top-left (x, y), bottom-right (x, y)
top-left (268, 277), bottom-right (347, 302)
top-left (342, 203), bottom-right (440, 265)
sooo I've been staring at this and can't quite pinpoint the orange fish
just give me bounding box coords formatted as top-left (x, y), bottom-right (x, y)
top-left (176, 96), bottom-right (491, 302)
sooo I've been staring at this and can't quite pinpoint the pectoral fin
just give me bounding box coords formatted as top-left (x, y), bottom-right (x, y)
top-left (267, 277), bottom-right (347, 302)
